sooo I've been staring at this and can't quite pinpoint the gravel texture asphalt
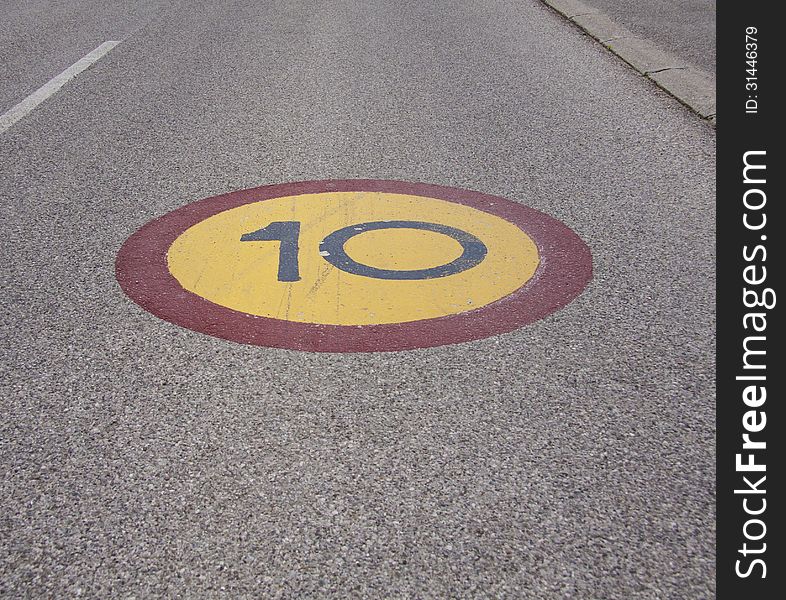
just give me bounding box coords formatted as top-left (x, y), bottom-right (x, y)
top-left (1, 0), bottom-right (715, 597)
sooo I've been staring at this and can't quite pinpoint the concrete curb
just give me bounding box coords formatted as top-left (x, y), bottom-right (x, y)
top-left (541, 0), bottom-right (716, 124)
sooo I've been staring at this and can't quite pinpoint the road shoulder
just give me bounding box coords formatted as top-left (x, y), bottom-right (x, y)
top-left (541, 0), bottom-right (716, 123)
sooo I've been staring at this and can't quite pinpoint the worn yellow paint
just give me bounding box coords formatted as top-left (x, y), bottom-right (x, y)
top-left (167, 191), bottom-right (540, 325)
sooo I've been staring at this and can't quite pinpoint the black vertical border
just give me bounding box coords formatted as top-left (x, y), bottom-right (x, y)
top-left (717, 2), bottom-right (783, 597)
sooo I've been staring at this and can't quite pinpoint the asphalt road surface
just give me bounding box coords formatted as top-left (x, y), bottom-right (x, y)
top-left (574, 0), bottom-right (716, 74)
top-left (1, 1), bottom-right (715, 597)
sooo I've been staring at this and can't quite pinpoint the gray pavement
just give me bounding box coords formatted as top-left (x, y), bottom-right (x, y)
top-left (568, 0), bottom-right (716, 74)
top-left (1, 0), bottom-right (715, 597)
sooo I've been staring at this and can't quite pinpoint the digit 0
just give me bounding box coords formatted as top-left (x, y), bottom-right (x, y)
top-left (320, 221), bottom-right (487, 280)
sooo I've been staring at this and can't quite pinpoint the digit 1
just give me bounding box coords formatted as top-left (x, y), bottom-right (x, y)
top-left (240, 221), bottom-right (301, 282)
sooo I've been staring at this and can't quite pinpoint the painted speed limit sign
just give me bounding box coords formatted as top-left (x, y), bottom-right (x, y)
top-left (116, 180), bottom-right (592, 352)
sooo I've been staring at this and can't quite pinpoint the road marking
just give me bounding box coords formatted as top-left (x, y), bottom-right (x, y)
top-left (116, 181), bottom-right (593, 352)
top-left (167, 193), bottom-right (538, 326)
top-left (0, 41), bottom-right (120, 134)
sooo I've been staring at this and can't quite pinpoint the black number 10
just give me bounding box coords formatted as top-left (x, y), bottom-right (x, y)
top-left (241, 220), bottom-right (487, 282)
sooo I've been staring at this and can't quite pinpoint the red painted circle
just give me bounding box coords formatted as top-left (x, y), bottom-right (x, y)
top-left (115, 180), bottom-right (592, 352)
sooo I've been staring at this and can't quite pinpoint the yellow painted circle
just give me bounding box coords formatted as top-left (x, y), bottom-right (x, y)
top-left (167, 191), bottom-right (540, 325)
